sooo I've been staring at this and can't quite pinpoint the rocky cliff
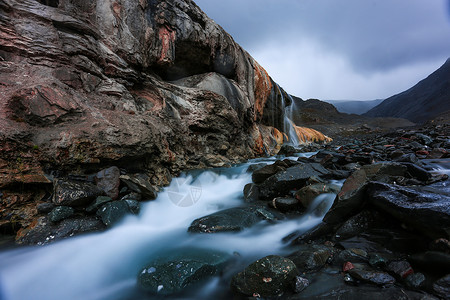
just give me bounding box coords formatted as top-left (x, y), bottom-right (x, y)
top-left (0, 0), bottom-right (329, 241)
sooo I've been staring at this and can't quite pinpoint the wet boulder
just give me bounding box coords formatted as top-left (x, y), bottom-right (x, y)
top-left (287, 244), bottom-right (332, 272)
top-left (188, 206), bottom-right (283, 233)
top-left (231, 255), bottom-right (298, 297)
top-left (323, 162), bottom-right (407, 225)
top-left (48, 206), bottom-right (74, 222)
top-left (347, 269), bottom-right (395, 286)
top-left (432, 274), bottom-right (450, 299)
top-left (295, 183), bottom-right (341, 209)
top-left (85, 196), bottom-right (113, 213)
top-left (95, 166), bottom-right (121, 200)
top-left (367, 182), bottom-right (450, 239)
top-left (138, 248), bottom-right (230, 295)
top-left (252, 160), bottom-right (288, 184)
top-left (243, 183), bottom-right (260, 202)
top-left (96, 200), bottom-right (140, 227)
top-left (270, 197), bottom-right (301, 213)
top-left (259, 163), bottom-right (330, 200)
top-left (52, 179), bottom-right (104, 207)
top-left (16, 216), bottom-right (105, 245)
top-left (120, 174), bottom-right (157, 200)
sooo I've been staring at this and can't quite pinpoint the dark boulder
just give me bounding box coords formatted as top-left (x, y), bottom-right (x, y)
top-left (85, 196), bottom-right (113, 213)
top-left (231, 255), bottom-right (298, 297)
top-left (295, 183), bottom-right (340, 209)
top-left (367, 182), bottom-right (450, 239)
top-left (287, 244), bottom-right (332, 272)
top-left (52, 180), bottom-right (104, 207)
top-left (188, 206), bottom-right (283, 233)
top-left (243, 183), bottom-right (260, 202)
top-left (432, 274), bottom-right (450, 299)
top-left (48, 206), bottom-right (74, 223)
top-left (348, 269), bottom-right (395, 286)
top-left (259, 163), bottom-right (330, 200)
top-left (334, 210), bottom-right (375, 240)
top-left (120, 174), bottom-right (157, 200)
top-left (16, 216), bottom-right (105, 245)
top-left (96, 200), bottom-right (139, 227)
top-left (252, 161), bottom-right (287, 184)
top-left (270, 197), bottom-right (301, 213)
top-left (323, 163), bottom-right (408, 225)
top-left (409, 251), bottom-right (450, 276)
top-left (138, 248), bottom-right (230, 295)
top-left (95, 166), bottom-right (121, 200)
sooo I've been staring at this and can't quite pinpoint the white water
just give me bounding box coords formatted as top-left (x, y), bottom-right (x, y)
top-left (0, 155), bottom-right (337, 300)
top-left (275, 84), bottom-right (300, 146)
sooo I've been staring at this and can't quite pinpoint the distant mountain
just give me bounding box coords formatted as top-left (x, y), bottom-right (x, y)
top-left (325, 99), bottom-right (383, 114)
top-left (364, 58), bottom-right (450, 123)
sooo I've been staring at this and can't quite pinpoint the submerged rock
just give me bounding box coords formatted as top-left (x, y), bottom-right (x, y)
top-left (138, 248), bottom-right (230, 295)
top-left (188, 206), bottom-right (283, 233)
top-left (231, 255), bottom-right (298, 297)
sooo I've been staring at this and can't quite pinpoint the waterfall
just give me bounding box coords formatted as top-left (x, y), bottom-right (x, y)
top-left (275, 84), bottom-right (300, 146)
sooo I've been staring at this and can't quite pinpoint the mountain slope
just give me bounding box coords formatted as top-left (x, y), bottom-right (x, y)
top-left (364, 58), bottom-right (450, 123)
top-left (325, 99), bottom-right (383, 114)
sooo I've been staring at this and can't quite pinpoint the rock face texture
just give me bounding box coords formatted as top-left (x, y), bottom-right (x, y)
top-left (0, 0), bottom-right (330, 239)
top-left (364, 58), bottom-right (450, 124)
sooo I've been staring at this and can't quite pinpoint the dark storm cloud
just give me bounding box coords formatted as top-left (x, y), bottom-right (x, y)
top-left (195, 0), bottom-right (450, 73)
top-left (194, 0), bottom-right (450, 99)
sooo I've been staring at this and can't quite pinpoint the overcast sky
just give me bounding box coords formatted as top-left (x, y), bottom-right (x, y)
top-left (194, 0), bottom-right (450, 100)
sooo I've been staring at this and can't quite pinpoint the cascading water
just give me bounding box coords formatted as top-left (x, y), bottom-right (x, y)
top-left (0, 153), bottom-right (339, 300)
top-left (275, 84), bottom-right (300, 146)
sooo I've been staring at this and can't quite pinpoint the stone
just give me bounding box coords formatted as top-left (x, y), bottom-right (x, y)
top-left (405, 273), bottom-right (426, 289)
top-left (95, 166), bottom-right (121, 200)
top-left (348, 269), bottom-right (395, 286)
top-left (343, 262), bottom-right (355, 272)
top-left (48, 206), bottom-right (74, 222)
top-left (278, 144), bottom-right (299, 156)
top-left (231, 255), bottom-right (298, 297)
top-left (52, 180), bottom-right (104, 207)
top-left (251, 161), bottom-right (287, 184)
top-left (335, 210), bottom-right (375, 240)
top-left (243, 183), bottom-right (260, 202)
top-left (120, 174), bottom-right (157, 200)
top-left (85, 196), bottom-right (113, 213)
top-left (432, 274), bottom-right (450, 299)
top-left (96, 200), bottom-right (137, 227)
top-left (295, 183), bottom-right (341, 209)
top-left (16, 216), bottom-right (105, 245)
top-left (401, 162), bottom-right (432, 181)
top-left (37, 202), bottom-right (55, 214)
top-left (188, 206), bottom-right (282, 233)
top-left (270, 197), bottom-right (301, 212)
top-left (294, 276), bottom-right (310, 293)
top-left (259, 163), bottom-right (330, 200)
top-left (335, 249), bottom-right (369, 265)
top-left (368, 182), bottom-right (450, 239)
top-left (138, 248), bottom-right (230, 295)
top-left (125, 200), bottom-right (140, 214)
top-left (387, 260), bottom-right (414, 279)
top-left (287, 244), bottom-right (332, 272)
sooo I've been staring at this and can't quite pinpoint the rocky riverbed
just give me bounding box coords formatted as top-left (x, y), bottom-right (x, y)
top-left (0, 123), bottom-right (449, 299)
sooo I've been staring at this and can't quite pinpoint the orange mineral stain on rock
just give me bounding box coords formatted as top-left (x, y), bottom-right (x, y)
top-left (158, 25), bottom-right (176, 65)
top-left (253, 60), bottom-right (272, 121)
top-left (293, 126), bottom-right (332, 144)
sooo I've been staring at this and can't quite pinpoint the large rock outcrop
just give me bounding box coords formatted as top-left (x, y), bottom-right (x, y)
top-left (0, 0), bottom-right (329, 240)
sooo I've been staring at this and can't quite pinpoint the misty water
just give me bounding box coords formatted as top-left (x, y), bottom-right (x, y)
top-left (0, 152), bottom-right (342, 300)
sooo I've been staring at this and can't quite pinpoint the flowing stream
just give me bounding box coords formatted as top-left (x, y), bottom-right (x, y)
top-left (0, 152), bottom-right (341, 300)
